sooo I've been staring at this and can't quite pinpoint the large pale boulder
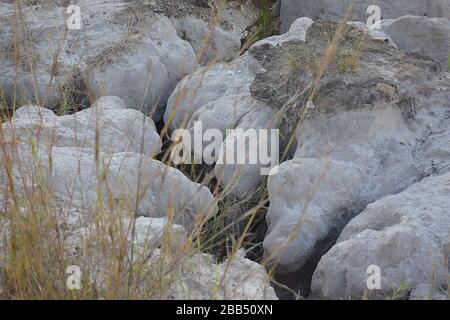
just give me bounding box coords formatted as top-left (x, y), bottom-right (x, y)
top-left (0, 209), bottom-right (277, 300)
top-left (0, 96), bottom-right (215, 229)
top-left (132, 216), bottom-right (187, 249)
top-left (264, 158), bottom-right (365, 274)
top-left (253, 17), bottom-right (313, 47)
top-left (352, 15), bottom-right (450, 67)
top-left (264, 103), bottom-right (420, 274)
top-left (264, 91), bottom-right (450, 277)
top-left (379, 16), bottom-right (450, 66)
top-left (165, 53), bottom-right (278, 197)
top-left (0, 0), bottom-right (259, 119)
top-left (173, 15), bottom-right (241, 65)
top-left (164, 18), bottom-right (314, 197)
top-left (0, 0), bottom-right (198, 120)
top-left (63, 211), bottom-right (277, 299)
top-left (258, 21), bottom-right (450, 279)
top-left (164, 54), bottom-right (263, 131)
top-left (4, 144), bottom-right (214, 229)
top-left (171, 250), bottom-right (278, 300)
top-left (1, 96), bottom-right (162, 157)
top-left (281, 0), bottom-right (450, 31)
top-left (58, 209), bottom-right (188, 257)
top-left (311, 172), bottom-right (450, 299)
top-left (87, 15), bottom-right (198, 120)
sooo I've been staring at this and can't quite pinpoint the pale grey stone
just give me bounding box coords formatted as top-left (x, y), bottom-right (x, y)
top-left (379, 16), bottom-right (450, 66)
top-left (170, 250), bottom-right (278, 300)
top-left (173, 15), bottom-right (241, 65)
top-left (0, 1), bottom-right (198, 121)
top-left (253, 17), bottom-right (313, 47)
top-left (2, 96), bottom-right (162, 157)
top-left (311, 173), bottom-right (450, 299)
top-left (164, 52), bottom-right (280, 197)
top-left (281, 0), bottom-right (450, 31)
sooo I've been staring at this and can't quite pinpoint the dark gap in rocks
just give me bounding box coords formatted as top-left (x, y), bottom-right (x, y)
top-left (200, 184), bottom-right (270, 263)
top-left (272, 205), bottom-right (366, 299)
top-left (54, 70), bottom-right (91, 116)
top-left (0, 102), bottom-right (11, 121)
top-left (273, 232), bottom-right (338, 300)
top-left (0, 70), bottom-right (91, 119)
top-left (154, 118), bottom-right (166, 134)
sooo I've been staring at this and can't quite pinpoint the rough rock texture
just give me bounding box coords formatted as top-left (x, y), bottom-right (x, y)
top-left (0, 0), bottom-right (254, 120)
top-left (164, 54), bottom-right (263, 132)
top-left (53, 207), bottom-right (277, 299)
top-left (379, 16), bottom-right (450, 66)
top-left (61, 211), bottom-right (188, 257)
top-left (281, 0), bottom-right (450, 31)
top-left (264, 158), bottom-right (365, 274)
top-left (253, 17), bottom-right (313, 47)
top-left (0, 0), bottom-right (199, 120)
top-left (3, 144), bottom-right (214, 229)
top-left (0, 97), bottom-right (215, 229)
top-left (164, 18), bottom-right (314, 197)
top-left (53, 209), bottom-right (277, 299)
top-left (171, 250), bottom-right (278, 299)
top-left (131, 216), bottom-right (187, 250)
top-left (312, 173), bottom-right (450, 299)
top-left (172, 14), bottom-right (243, 65)
top-left (165, 54), bottom-right (277, 197)
top-left (352, 15), bottom-right (450, 67)
top-left (409, 283), bottom-right (449, 300)
top-left (251, 20), bottom-right (450, 297)
top-left (1, 96), bottom-right (162, 156)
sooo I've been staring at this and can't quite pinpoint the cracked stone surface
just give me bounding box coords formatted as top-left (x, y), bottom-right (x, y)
top-left (312, 172), bottom-right (450, 299)
top-left (0, 96), bottom-right (215, 229)
top-left (1, 96), bottom-right (162, 156)
top-left (250, 20), bottom-right (450, 297)
top-left (0, 0), bottom-right (255, 120)
top-left (164, 18), bottom-right (314, 197)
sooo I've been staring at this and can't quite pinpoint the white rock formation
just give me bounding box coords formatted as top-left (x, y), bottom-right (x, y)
top-left (173, 15), bottom-right (241, 65)
top-left (253, 17), bottom-right (313, 47)
top-left (261, 20), bottom-right (450, 279)
top-left (2, 96), bottom-right (162, 157)
top-left (0, 0), bottom-right (198, 120)
top-left (264, 84), bottom-right (450, 274)
top-left (164, 18), bottom-right (314, 197)
top-left (352, 15), bottom-right (450, 66)
top-left (171, 250), bottom-right (278, 300)
top-left (281, 0), bottom-right (450, 31)
top-left (51, 208), bottom-right (277, 300)
top-left (0, 97), bottom-right (215, 229)
top-left (311, 172), bottom-right (450, 299)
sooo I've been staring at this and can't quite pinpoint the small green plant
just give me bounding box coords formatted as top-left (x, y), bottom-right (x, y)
top-left (25, 0), bottom-right (38, 7)
top-left (287, 48), bottom-right (302, 74)
top-left (240, 0), bottom-right (279, 49)
top-left (387, 282), bottom-right (411, 300)
top-left (254, 6), bottom-right (275, 41)
top-left (338, 34), bottom-right (367, 73)
top-left (339, 49), bottom-right (360, 73)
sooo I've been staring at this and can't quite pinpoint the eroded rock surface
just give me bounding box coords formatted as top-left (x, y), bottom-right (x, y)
top-left (312, 172), bottom-right (450, 299)
top-left (352, 15), bottom-right (450, 67)
top-left (0, 0), bottom-right (255, 119)
top-left (171, 250), bottom-right (278, 300)
top-left (0, 96), bottom-right (215, 229)
top-left (281, 0), bottom-right (450, 31)
top-left (29, 208), bottom-right (278, 300)
top-left (2, 96), bottom-right (162, 156)
top-left (164, 18), bottom-right (314, 197)
top-left (253, 20), bottom-right (450, 297)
